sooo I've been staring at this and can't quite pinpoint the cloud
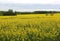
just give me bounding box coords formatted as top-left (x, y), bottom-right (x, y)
top-left (0, 0), bottom-right (60, 4)
top-left (0, 4), bottom-right (60, 11)
top-left (0, 0), bottom-right (60, 11)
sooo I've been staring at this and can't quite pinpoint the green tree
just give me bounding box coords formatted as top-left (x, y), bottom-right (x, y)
top-left (3, 9), bottom-right (16, 16)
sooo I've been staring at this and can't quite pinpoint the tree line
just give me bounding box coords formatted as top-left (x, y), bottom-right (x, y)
top-left (0, 9), bottom-right (60, 16)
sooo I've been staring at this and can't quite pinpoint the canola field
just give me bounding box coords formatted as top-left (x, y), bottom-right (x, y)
top-left (0, 13), bottom-right (60, 41)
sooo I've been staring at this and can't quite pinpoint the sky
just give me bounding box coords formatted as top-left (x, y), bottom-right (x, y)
top-left (0, 0), bottom-right (60, 4)
top-left (0, 0), bottom-right (60, 11)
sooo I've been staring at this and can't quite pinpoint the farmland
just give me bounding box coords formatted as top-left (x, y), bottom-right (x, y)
top-left (0, 13), bottom-right (60, 41)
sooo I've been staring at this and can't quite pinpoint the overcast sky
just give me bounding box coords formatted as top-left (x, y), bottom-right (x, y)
top-left (0, 0), bottom-right (60, 11)
top-left (0, 0), bottom-right (60, 4)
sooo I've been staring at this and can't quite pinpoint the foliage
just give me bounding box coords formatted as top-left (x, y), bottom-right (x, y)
top-left (0, 9), bottom-right (60, 16)
top-left (3, 9), bottom-right (16, 16)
